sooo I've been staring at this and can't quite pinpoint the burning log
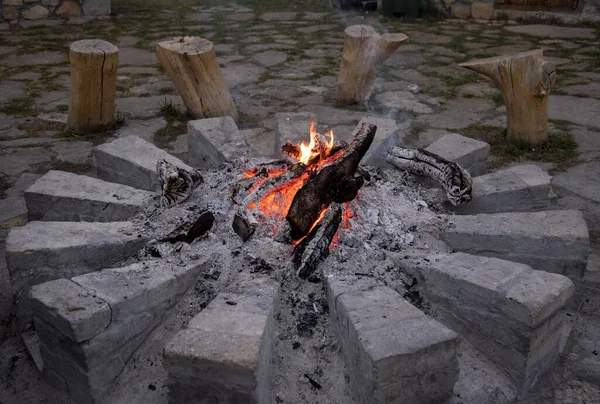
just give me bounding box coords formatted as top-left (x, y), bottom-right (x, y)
top-left (242, 164), bottom-right (306, 209)
top-left (459, 50), bottom-right (556, 148)
top-left (294, 203), bottom-right (343, 280)
top-left (282, 140), bottom-right (349, 166)
top-left (286, 123), bottom-right (376, 240)
top-left (338, 25), bottom-right (408, 103)
top-left (385, 147), bottom-right (473, 206)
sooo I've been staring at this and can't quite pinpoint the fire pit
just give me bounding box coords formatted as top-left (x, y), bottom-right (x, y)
top-left (6, 114), bottom-right (587, 404)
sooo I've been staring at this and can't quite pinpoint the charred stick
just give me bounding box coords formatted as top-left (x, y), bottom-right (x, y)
top-left (286, 123), bottom-right (376, 240)
top-left (294, 203), bottom-right (343, 279)
top-left (385, 147), bottom-right (473, 206)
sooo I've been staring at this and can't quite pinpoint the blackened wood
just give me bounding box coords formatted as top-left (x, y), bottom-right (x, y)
top-left (160, 209), bottom-right (215, 243)
top-left (232, 208), bottom-right (256, 241)
top-left (294, 203), bottom-right (342, 279)
top-left (286, 123), bottom-right (376, 240)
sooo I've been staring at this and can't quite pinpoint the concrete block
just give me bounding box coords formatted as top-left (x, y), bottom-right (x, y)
top-left (82, 0), bottom-right (110, 16)
top-left (164, 278), bottom-right (280, 404)
top-left (6, 221), bottom-right (148, 295)
top-left (440, 210), bottom-right (590, 284)
top-left (426, 133), bottom-right (490, 177)
top-left (274, 112), bottom-right (316, 158)
top-left (30, 279), bottom-right (110, 343)
top-left (471, 2), bottom-right (494, 19)
top-left (450, 164), bottom-right (555, 214)
top-left (188, 117), bottom-right (244, 168)
top-left (325, 275), bottom-right (460, 404)
top-left (581, 253), bottom-right (600, 316)
top-left (94, 136), bottom-right (195, 191)
top-left (398, 252), bottom-right (574, 392)
top-left (355, 116), bottom-right (401, 168)
top-left (33, 260), bottom-right (206, 403)
top-left (24, 170), bottom-right (155, 222)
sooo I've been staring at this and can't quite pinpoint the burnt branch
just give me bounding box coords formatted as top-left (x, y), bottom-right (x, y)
top-left (286, 123), bottom-right (376, 240)
top-left (294, 203), bottom-right (343, 280)
top-left (159, 209), bottom-right (215, 244)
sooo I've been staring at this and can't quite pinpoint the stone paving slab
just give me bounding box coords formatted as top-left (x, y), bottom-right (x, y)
top-left (396, 252), bottom-right (573, 392)
top-left (31, 259), bottom-right (206, 404)
top-left (188, 117), bottom-right (244, 169)
top-left (504, 25), bottom-right (596, 39)
top-left (325, 274), bottom-right (460, 404)
top-left (450, 164), bottom-right (555, 214)
top-left (94, 135), bottom-right (196, 191)
top-left (25, 170), bottom-right (156, 222)
top-left (440, 210), bottom-right (590, 285)
top-left (164, 278), bottom-right (279, 404)
top-left (549, 95), bottom-right (600, 129)
top-left (426, 132), bottom-right (490, 177)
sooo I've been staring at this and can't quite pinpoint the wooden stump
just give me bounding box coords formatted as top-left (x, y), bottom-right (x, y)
top-left (68, 40), bottom-right (118, 134)
top-left (156, 37), bottom-right (238, 121)
top-left (460, 50), bottom-right (557, 148)
top-left (338, 25), bottom-right (408, 103)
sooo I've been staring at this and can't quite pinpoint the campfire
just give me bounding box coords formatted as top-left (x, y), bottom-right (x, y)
top-left (232, 121), bottom-right (377, 279)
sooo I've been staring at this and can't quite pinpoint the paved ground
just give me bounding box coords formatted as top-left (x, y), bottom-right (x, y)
top-left (0, 0), bottom-right (600, 403)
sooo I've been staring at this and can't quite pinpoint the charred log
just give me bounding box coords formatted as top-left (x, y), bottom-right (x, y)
top-left (232, 208), bottom-right (257, 241)
top-left (385, 147), bottom-right (473, 206)
top-left (294, 203), bottom-right (343, 280)
top-left (286, 123), bottom-right (376, 240)
top-left (156, 159), bottom-right (203, 208)
top-left (242, 164), bottom-right (306, 208)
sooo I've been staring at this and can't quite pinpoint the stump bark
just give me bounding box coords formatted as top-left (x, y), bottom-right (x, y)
top-left (460, 50), bottom-right (556, 148)
top-left (338, 25), bottom-right (408, 103)
top-left (156, 37), bottom-right (238, 121)
top-left (68, 40), bottom-right (118, 134)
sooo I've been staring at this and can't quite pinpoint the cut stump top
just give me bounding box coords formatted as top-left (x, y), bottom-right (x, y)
top-left (156, 36), bottom-right (214, 55)
top-left (70, 39), bottom-right (118, 55)
top-left (459, 49), bottom-right (543, 67)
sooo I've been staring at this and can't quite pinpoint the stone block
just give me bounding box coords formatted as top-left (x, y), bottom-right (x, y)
top-left (56, 0), bottom-right (81, 18)
top-left (6, 221), bottom-right (148, 295)
top-left (325, 274), bottom-right (460, 404)
top-left (94, 136), bottom-right (195, 191)
top-left (274, 112), bottom-right (316, 158)
top-left (23, 5), bottom-right (49, 19)
top-left (398, 252), bottom-right (574, 392)
top-left (2, 6), bottom-right (18, 20)
top-left (164, 278), bottom-right (279, 404)
top-left (425, 132), bottom-right (490, 177)
top-left (450, 164), bottom-right (555, 214)
top-left (440, 210), bottom-right (590, 284)
top-left (24, 170), bottom-right (155, 222)
top-left (82, 0), bottom-right (110, 16)
top-left (450, 2), bottom-right (471, 18)
top-left (471, 2), bottom-right (494, 19)
top-left (355, 116), bottom-right (401, 168)
top-left (30, 279), bottom-right (111, 343)
top-left (33, 260), bottom-right (205, 403)
top-left (581, 253), bottom-right (600, 316)
top-left (188, 117), bottom-right (244, 168)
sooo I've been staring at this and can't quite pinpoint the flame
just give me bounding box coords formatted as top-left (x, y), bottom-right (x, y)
top-left (297, 122), bottom-right (335, 165)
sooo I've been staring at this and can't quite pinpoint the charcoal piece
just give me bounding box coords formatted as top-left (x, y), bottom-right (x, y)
top-left (160, 210), bottom-right (215, 243)
top-left (232, 209), bottom-right (256, 241)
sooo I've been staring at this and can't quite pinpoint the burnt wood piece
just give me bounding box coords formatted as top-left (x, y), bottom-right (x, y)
top-left (232, 208), bottom-right (256, 241)
top-left (385, 147), bottom-right (473, 206)
top-left (286, 123), bottom-right (376, 240)
top-left (242, 164), bottom-right (306, 208)
top-left (159, 209), bottom-right (215, 243)
top-left (294, 203), bottom-right (343, 279)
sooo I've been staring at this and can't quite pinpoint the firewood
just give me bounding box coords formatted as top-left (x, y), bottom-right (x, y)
top-left (338, 25), bottom-right (408, 103)
top-left (281, 140), bottom-right (349, 165)
top-left (385, 147), bottom-right (472, 206)
top-left (294, 203), bottom-right (343, 280)
top-left (242, 164), bottom-right (306, 209)
top-left (460, 50), bottom-right (556, 148)
top-left (156, 37), bottom-right (238, 120)
top-left (67, 40), bottom-right (118, 134)
top-left (286, 123), bottom-right (376, 240)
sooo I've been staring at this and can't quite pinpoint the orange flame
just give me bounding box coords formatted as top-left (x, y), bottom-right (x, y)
top-left (298, 122), bottom-right (335, 165)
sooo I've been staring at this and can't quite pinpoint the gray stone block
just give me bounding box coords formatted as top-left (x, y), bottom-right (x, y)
top-left (451, 164), bottom-right (555, 214)
top-left (6, 221), bottom-right (148, 295)
top-left (25, 170), bottom-right (156, 222)
top-left (188, 117), bottom-right (244, 168)
top-left (355, 116), bottom-right (401, 168)
top-left (33, 260), bottom-right (206, 404)
top-left (325, 274), bottom-right (460, 404)
top-left (398, 252), bottom-right (574, 392)
top-left (94, 136), bottom-right (195, 191)
top-left (274, 112), bottom-right (317, 158)
top-left (82, 0), bottom-right (110, 16)
top-left (425, 133), bottom-right (490, 177)
top-left (164, 278), bottom-right (279, 404)
top-left (30, 279), bottom-right (110, 343)
top-left (440, 210), bottom-right (590, 284)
